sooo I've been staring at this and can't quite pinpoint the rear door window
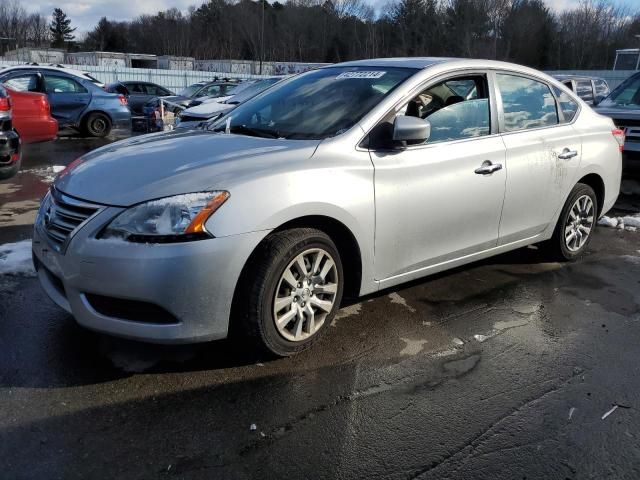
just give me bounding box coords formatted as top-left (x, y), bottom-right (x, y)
top-left (496, 74), bottom-right (558, 132)
top-left (551, 86), bottom-right (579, 123)
top-left (44, 75), bottom-right (87, 94)
top-left (593, 79), bottom-right (609, 98)
top-left (575, 79), bottom-right (594, 103)
top-left (130, 83), bottom-right (145, 93)
top-left (4, 74), bottom-right (40, 92)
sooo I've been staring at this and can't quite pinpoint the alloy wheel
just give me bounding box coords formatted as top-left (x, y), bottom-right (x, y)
top-left (564, 194), bottom-right (594, 252)
top-left (273, 248), bottom-right (339, 342)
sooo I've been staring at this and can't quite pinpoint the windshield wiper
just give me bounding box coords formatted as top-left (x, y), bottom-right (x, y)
top-left (214, 124), bottom-right (280, 139)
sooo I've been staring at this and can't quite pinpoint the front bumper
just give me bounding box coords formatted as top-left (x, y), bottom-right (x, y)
top-left (33, 204), bottom-right (267, 344)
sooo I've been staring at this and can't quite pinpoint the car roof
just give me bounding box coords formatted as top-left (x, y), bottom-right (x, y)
top-left (0, 64), bottom-right (94, 78)
top-left (328, 57), bottom-right (454, 69)
top-left (553, 74), bottom-right (606, 82)
top-left (328, 57), bottom-right (570, 78)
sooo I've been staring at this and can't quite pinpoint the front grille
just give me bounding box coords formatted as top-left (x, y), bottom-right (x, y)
top-left (40, 188), bottom-right (101, 253)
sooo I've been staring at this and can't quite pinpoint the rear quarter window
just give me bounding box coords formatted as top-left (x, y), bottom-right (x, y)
top-left (551, 85), bottom-right (579, 123)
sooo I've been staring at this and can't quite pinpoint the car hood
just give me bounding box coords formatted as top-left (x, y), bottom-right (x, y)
top-left (182, 101), bottom-right (233, 117)
top-left (158, 95), bottom-right (191, 107)
top-left (593, 105), bottom-right (640, 119)
top-left (54, 130), bottom-right (320, 207)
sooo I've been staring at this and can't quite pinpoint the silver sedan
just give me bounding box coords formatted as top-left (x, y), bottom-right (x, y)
top-left (33, 58), bottom-right (623, 356)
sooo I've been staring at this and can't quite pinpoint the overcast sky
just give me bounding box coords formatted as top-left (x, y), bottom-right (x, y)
top-left (24, 0), bottom-right (640, 36)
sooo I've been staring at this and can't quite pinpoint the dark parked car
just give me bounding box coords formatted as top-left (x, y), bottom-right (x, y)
top-left (149, 80), bottom-right (244, 112)
top-left (105, 81), bottom-right (174, 115)
top-left (553, 75), bottom-right (610, 105)
top-left (594, 71), bottom-right (640, 171)
top-left (0, 84), bottom-right (21, 180)
top-left (0, 67), bottom-right (130, 137)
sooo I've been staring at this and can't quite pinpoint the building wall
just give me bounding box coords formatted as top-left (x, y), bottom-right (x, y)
top-left (4, 48), bottom-right (64, 64)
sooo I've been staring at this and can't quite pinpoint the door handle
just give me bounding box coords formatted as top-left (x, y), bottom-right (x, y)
top-left (557, 148), bottom-right (578, 160)
top-left (474, 160), bottom-right (503, 175)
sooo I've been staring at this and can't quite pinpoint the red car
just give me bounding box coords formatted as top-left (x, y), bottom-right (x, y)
top-left (7, 87), bottom-right (58, 143)
top-left (0, 85), bottom-right (21, 180)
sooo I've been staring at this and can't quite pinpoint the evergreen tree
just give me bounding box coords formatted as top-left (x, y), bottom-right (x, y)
top-left (49, 8), bottom-right (76, 48)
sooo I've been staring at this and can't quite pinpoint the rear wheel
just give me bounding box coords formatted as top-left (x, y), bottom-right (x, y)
top-left (237, 228), bottom-right (344, 357)
top-left (0, 158), bottom-right (20, 180)
top-left (82, 112), bottom-right (112, 137)
top-left (545, 183), bottom-right (597, 261)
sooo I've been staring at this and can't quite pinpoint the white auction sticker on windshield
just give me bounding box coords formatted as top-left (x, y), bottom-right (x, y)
top-left (336, 71), bottom-right (386, 79)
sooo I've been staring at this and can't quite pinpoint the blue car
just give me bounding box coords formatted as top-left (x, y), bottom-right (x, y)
top-left (0, 65), bottom-right (131, 137)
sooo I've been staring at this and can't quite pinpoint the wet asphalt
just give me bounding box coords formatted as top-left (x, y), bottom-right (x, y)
top-left (1, 134), bottom-right (640, 479)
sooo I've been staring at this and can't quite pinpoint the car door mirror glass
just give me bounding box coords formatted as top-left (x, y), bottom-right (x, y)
top-left (392, 115), bottom-right (431, 143)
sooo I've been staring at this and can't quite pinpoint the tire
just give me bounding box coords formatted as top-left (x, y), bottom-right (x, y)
top-left (236, 228), bottom-right (344, 357)
top-left (82, 112), bottom-right (112, 138)
top-left (545, 183), bottom-right (598, 261)
top-left (0, 157), bottom-right (20, 181)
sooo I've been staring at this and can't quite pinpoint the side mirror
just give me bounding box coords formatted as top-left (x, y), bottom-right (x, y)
top-left (393, 116), bottom-right (431, 144)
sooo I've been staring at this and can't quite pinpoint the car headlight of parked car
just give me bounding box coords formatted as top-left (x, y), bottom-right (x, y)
top-left (101, 191), bottom-right (229, 243)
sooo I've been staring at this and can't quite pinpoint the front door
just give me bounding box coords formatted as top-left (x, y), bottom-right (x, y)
top-left (370, 73), bottom-right (507, 283)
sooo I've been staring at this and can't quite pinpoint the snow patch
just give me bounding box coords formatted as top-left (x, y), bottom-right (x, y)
top-left (623, 255), bottom-right (640, 265)
top-left (598, 214), bottom-right (640, 232)
top-left (332, 303), bottom-right (362, 326)
top-left (388, 292), bottom-right (416, 313)
top-left (0, 240), bottom-right (35, 277)
top-left (399, 338), bottom-right (427, 356)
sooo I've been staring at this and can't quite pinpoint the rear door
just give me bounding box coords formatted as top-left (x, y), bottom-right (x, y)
top-left (127, 83), bottom-right (149, 114)
top-left (43, 74), bottom-right (90, 126)
top-left (495, 72), bottom-right (582, 245)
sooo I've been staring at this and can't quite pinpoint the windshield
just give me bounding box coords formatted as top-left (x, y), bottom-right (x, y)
top-left (210, 66), bottom-right (417, 140)
top-left (179, 84), bottom-right (203, 98)
top-left (599, 74), bottom-right (640, 109)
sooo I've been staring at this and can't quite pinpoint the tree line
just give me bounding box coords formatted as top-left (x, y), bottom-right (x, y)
top-left (2, 0), bottom-right (640, 70)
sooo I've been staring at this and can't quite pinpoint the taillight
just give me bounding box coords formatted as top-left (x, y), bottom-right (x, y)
top-left (40, 96), bottom-right (50, 115)
top-left (118, 95), bottom-right (128, 106)
top-left (0, 96), bottom-right (11, 111)
top-left (612, 128), bottom-right (625, 152)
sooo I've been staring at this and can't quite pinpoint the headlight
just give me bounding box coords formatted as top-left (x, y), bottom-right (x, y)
top-left (101, 191), bottom-right (229, 243)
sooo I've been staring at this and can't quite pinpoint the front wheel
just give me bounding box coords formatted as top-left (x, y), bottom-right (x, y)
top-left (237, 228), bottom-right (344, 357)
top-left (545, 183), bottom-right (598, 261)
top-left (82, 112), bottom-right (112, 137)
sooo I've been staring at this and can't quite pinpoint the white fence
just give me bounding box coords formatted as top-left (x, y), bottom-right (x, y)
top-left (0, 60), bottom-right (275, 91)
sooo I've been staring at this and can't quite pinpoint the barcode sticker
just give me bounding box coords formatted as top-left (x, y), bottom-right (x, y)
top-left (336, 71), bottom-right (386, 79)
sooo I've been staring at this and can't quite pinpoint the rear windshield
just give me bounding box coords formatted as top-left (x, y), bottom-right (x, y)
top-left (179, 84), bottom-right (203, 97)
top-left (599, 74), bottom-right (640, 109)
